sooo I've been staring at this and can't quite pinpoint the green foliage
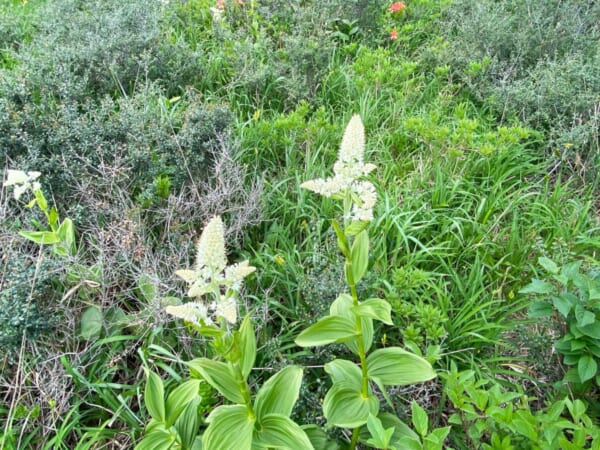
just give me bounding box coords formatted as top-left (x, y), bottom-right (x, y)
top-left (443, 365), bottom-right (600, 449)
top-left (0, 257), bottom-right (57, 349)
top-left (437, 0), bottom-right (600, 164)
top-left (521, 258), bottom-right (600, 391)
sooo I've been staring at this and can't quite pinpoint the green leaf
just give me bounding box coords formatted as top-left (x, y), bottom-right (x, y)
top-left (134, 428), bottom-right (175, 450)
top-left (367, 347), bottom-right (436, 386)
top-left (295, 316), bottom-right (357, 347)
top-left (552, 294), bottom-right (574, 317)
top-left (539, 257), bottom-right (559, 274)
top-left (138, 274), bottom-right (158, 303)
top-left (203, 405), bottom-right (254, 450)
top-left (358, 413), bottom-right (419, 446)
top-left (579, 321), bottom-right (600, 339)
top-left (56, 218), bottom-right (76, 256)
top-left (575, 305), bottom-right (595, 327)
top-left (80, 306), bottom-right (103, 340)
top-left (165, 379), bottom-right (201, 427)
top-left (519, 279), bottom-right (555, 295)
top-left (174, 397), bottom-right (201, 449)
top-left (411, 401), bottom-right (428, 437)
top-left (324, 359), bottom-right (362, 391)
top-left (238, 315), bottom-right (256, 379)
top-left (350, 230), bottom-right (369, 283)
top-left (34, 188), bottom-right (48, 211)
top-left (144, 369), bottom-right (166, 422)
top-left (332, 219), bottom-right (350, 257)
top-left (302, 425), bottom-right (342, 450)
top-left (528, 301), bottom-right (553, 318)
top-left (323, 383), bottom-right (378, 428)
top-left (353, 298), bottom-right (393, 325)
top-left (254, 366), bottom-right (303, 420)
top-left (330, 294), bottom-right (373, 354)
top-left (365, 413), bottom-right (395, 449)
top-left (578, 355), bottom-right (597, 382)
top-left (254, 414), bottom-right (314, 449)
top-left (187, 358), bottom-right (244, 404)
top-left (345, 220), bottom-right (368, 236)
top-left (19, 230), bottom-right (61, 245)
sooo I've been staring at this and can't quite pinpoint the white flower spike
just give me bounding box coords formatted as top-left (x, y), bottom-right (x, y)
top-left (301, 115), bottom-right (377, 221)
top-left (3, 169), bottom-right (42, 200)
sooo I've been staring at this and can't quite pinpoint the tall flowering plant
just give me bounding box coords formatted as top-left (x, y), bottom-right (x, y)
top-left (137, 217), bottom-right (313, 450)
top-left (296, 115), bottom-right (436, 449)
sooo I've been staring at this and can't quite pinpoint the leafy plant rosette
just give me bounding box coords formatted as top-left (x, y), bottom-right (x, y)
top-left (137, 216), bottom-right (313, 450)
top-left (296, 115), bottom-right (437, 449)
top-left (521, 257), bottom-right (600, 388)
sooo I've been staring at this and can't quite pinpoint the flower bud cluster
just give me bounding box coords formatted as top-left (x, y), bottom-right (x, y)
top-left (166, 216), bottom-right (255, 325)
top-left (300, 115), bottom-right (377, 222)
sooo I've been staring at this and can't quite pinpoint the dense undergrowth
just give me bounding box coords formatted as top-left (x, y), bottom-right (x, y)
top-left (1, 0), bottom-right (600, 448)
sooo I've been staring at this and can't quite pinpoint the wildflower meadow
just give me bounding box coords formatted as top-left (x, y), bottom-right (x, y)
top-left (1, 0), bottom-right (600, 448)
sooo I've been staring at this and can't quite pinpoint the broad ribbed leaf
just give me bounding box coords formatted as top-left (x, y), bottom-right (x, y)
top-left (323, 383), bottom-right (378, 428)
top-left (302, 425), bottom-right (342, 450)
top-left (350, 231), bottom-right (369, 283)
top-left (330, 294), bottom-right (373, 354)
top-left (254, 414), bottom-right (314, 449)
top-left (254, 366), bottom-right (303, 420)
top-left (295, 316), bottom-right (356, 347)
top-left (19, 230), bottom-right (61, 245)
top-left (324, 359), bottom-right (362, 390)
top-left (238, 315), bottom-right (256, 379)
top-left (175, 397), bottom-right (201, 449)
top-left (352, 298), bottom-right (392, 325)
top-left (187, 358), bottom-right (244, 404)
top-left (204, 405), bottom-right (254, 450)
top-left (367, 347), bottom-right (436, 386)
top-left (144, 369), bottom-right (165, 422)
top-left (134, 428), bottom-right (174, 450)
top-left (165, 379), bottom-right (200, 427)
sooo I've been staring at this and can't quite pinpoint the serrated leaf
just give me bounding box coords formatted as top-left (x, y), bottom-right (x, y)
top-left (552, 294), bottom-right (574, 317)
top-left (80, 306), bottom-right (103, 340)
top-left (350, 230), bottom-right (369, 283)
top-left (138, 274), bottom-right (158, 303)
top-left (203, 405), bottom-right (254, 450)
top-left (367, 347), bottom-right (436, 386)
top-left (254, 366), bottom-right (303, 420)
top-left (538, 257), bottom-right (559, 274)
top-left (578, 355), bottom-right (597, 382)
top-left (238, 315), bottom-right (256, 379)
top-left (254, 414), bottom-right (314, 449)
top-left (165, 379), bottom-right (200, 427)
top-left (352, 298), bottom-right (393, 325)
top-left (324, 359), bottom-right (362, 390)
top-left (295, 316), bottom-right (357, 347)
top-left (144, 369), bottom-right (165, 422)
top-left (519, 279), bottom-right (555, 295)
top-left (528, 301), bottom-right (553, 318)
top-left (323, 383), bottom-right (378, 428)
top-left (187, 358), bottom-right (244, 404)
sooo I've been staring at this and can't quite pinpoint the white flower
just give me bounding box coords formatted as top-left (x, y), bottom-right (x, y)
top-left (171, 215), bottom-right (256, 325)
top-left (3, 169), bottom-right (41, 200)
top-left (215, 296), bottom-right (237, 324)
top-left (165, 301), bottom-right (213, 325)
top-left (301, 115), bottom-right (377, 221)
top-left (195, 216), bottom-right (227, 273)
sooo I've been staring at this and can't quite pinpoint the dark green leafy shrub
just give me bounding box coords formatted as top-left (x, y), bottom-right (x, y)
top-left (0, 257), bottom-right (58, 349)
top-left (437, 0), bottom-right (600, 162)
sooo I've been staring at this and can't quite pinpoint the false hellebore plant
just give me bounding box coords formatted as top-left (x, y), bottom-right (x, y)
top-left (296, 115), bottom-right (437, 449)
top-left (137, 216), bottom-right (314, 450)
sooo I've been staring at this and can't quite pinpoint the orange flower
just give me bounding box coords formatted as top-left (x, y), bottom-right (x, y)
top-left (216, 0), bottom-right (225, 8)
top-left (390, 29), bottom-right (398, 40)
top-left (390, 2), bottom-right (406, 13)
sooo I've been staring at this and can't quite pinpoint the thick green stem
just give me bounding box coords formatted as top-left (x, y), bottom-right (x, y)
top-left (233, 362), bottom-right (254, 419)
